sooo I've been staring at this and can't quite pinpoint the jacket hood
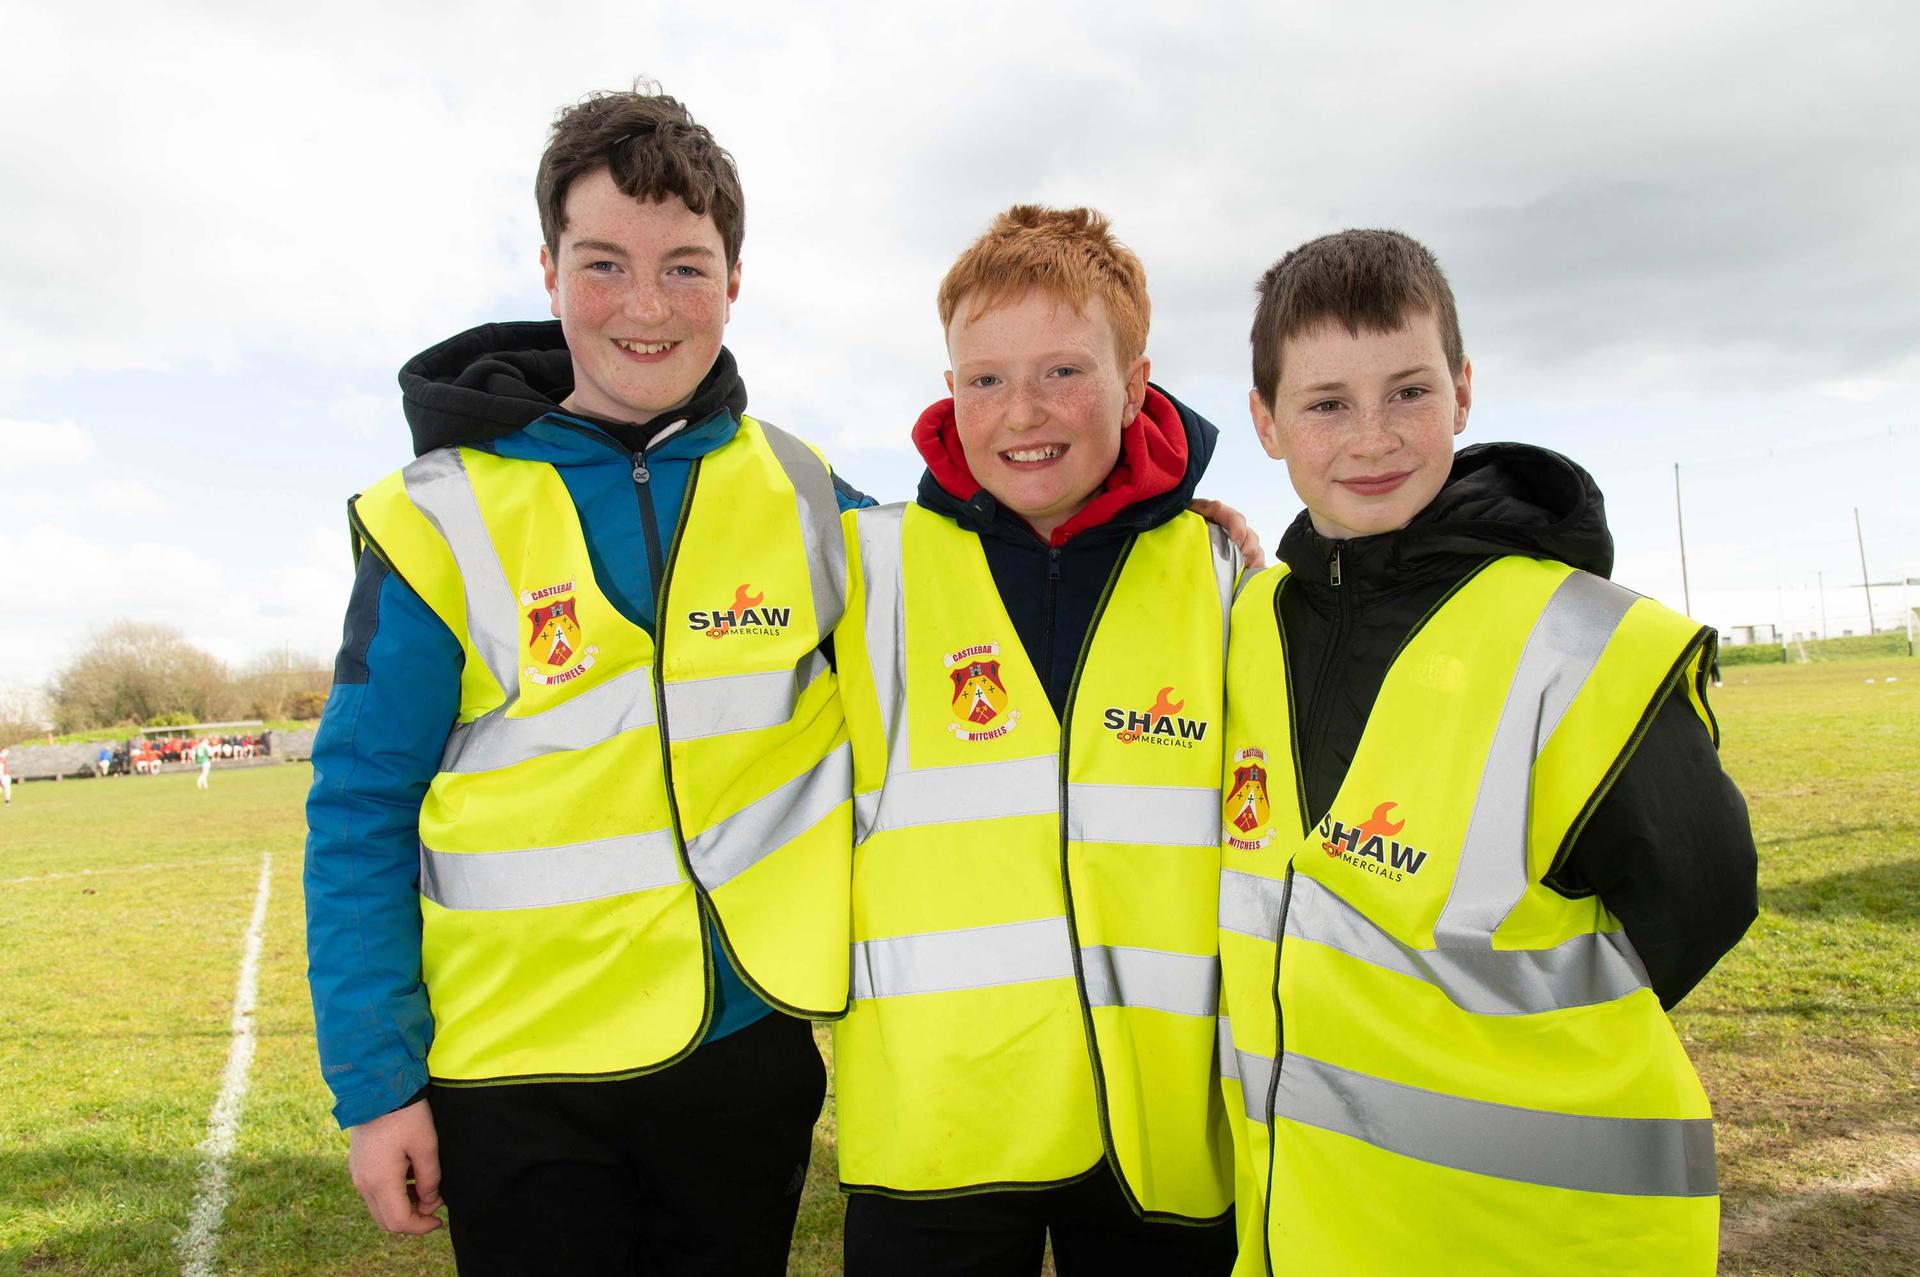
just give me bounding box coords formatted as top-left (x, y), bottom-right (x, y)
top-left (1278, 441), bottom-right (1614, 587)
top-left (398, 319), bottom-right (747, 457)
top-left (912, 384), bottom-right (1217, 546)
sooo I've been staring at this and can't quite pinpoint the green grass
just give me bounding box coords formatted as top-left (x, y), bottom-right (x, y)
top-left (33, 721), bottom-right (317, 747)
top-left (2, 662), bottom-right (1915, 1274)
top-left (1677, 657), bottom-right (1920, 1274)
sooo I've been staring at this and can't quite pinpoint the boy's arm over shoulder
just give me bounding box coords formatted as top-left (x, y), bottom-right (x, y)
top-left (1547, 674), bottom-right (1758, 1010)
top-left (305, 548), bottom-right (463, 1129)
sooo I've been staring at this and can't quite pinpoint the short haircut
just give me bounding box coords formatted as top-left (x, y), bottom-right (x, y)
top-left (536, 88), bottom-right (745, 268)
top-left (937, 205), bottom-right (1150, 366)
top-left (1249, 229), bottom-right (1463, 406)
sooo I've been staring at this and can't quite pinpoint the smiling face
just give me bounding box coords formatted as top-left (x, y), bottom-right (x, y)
top-left (1249, 312), bottom-right (1471, 540)
top-left (945, 289), bottom-right (1149, 540)
top-left (541, 168), bottom-right (741, 425)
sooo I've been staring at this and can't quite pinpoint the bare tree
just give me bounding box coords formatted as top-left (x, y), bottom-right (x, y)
top-left (49, 622), bottom-right (238, 732)
top-left (0, 685), bottom-right (44, 749)
top-left (235, 647), bottom-right (331, 720)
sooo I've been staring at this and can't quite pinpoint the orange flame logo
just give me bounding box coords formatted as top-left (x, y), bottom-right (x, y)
top-left (708, 583), bottom-right (768, 638)
top-left (1324, 801), bottom-right (1406, 856)
top-left (1119, 686), bottom-right (1186, 743)
top-left (1358, 801), bottom-right (1405, 841)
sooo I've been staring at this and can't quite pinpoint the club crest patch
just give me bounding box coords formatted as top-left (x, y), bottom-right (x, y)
top-left (945, 642), bottom-right (1019, 741)
top-left (1223, 746), bottom-right (1275, 851)
top-left (522, 580), bottom-right (599, 686)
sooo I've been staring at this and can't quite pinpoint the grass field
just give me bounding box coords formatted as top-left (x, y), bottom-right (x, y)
top-left (1, 656), bottom-right (1914, 1274)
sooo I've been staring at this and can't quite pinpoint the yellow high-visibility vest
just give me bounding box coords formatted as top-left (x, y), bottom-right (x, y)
top-left (350, 416), bottom-right (852, 1083)
top-left (831, 503), bottom-right (1238, 1222)
top-left (1218, 555), bottom-right (1721, 1275)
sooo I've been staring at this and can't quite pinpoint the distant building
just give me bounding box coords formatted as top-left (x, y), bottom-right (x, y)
top-left (1722, 623), bottom-right (1780, 647)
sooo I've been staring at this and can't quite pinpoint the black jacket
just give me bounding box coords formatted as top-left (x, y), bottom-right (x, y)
top-left (398, 319), bottom-right (750, 457)
top-left (1275, 442), bottom-right (1757, 1008)
top-left (914, 386), bottom-right (1218, 719)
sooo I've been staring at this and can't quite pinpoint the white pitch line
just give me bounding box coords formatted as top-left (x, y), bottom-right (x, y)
top-left (1, 857), bottom-right (254, 887)
top-left (176, 852), bottom-right (273, 1277)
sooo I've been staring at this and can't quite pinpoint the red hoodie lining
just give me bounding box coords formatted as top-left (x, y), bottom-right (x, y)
top-left (910, 386), bottom-right (1189, 547)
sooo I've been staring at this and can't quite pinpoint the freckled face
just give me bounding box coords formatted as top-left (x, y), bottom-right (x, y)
top-left (1249, 315), bottom-right (1471, 540)
top-left (945, 291), bottom-right (1149, 540)
top-left (541, 169), bottom-right (740, 424)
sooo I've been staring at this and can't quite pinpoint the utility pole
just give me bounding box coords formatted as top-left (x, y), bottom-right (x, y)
top-left (1818, 571), bottom-right (1828, 641)
top-left (1855, 508), bottom-right (1874, 635)
top-left (1674, 464), bottom-right (1693, 616)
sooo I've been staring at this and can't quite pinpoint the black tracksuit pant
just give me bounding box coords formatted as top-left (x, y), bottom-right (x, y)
top-left (843, 1163), bottom-right (1236, 1277)
top-left (429, 1010), bottom-right (825, 1276)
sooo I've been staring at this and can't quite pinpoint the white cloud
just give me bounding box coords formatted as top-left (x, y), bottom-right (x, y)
top-left (0, 418), bottom-right (95, 465)
top-left (6, 0), bottom-right (1913, 414)
top-left (328, 389), bottom-right (400, 441)
top-left (0, 478), bottom-right (168, 520)
top-left (85, 479), bottom-right (169, 517)
top-left (0, 522), bottom-right (353, 688)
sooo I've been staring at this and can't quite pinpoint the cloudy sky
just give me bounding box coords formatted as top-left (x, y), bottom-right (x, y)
top-left (2, 0), bottom-right (1915, 701)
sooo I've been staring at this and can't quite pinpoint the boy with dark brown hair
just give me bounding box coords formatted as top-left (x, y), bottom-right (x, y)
top-left (1216, 228), bottom-right (1756, 1274)
top-left (306, 89), bottom-right (869, 1274)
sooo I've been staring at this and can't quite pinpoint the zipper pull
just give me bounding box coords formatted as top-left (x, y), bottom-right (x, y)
top-left (1049, 547), bottom-right (1062, 582)
top-left (1329, 546), bottom-right (1343, 587)
top-left (632, 453), bottom-right (649, 484)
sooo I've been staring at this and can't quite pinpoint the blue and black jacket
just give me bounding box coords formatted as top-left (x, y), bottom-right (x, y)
top-left (305, 322), bottom-right (870, 1128)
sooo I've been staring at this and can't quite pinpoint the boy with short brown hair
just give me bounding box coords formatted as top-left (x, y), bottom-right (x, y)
top-left (1217, 228), bottom-right (1756, 1274)
top-left (830, 204), bottom-right (1239, 1275)
top-left (306, 89), bottom-right (866, 1273)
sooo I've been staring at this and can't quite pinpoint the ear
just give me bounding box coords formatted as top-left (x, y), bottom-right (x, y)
top-left (1453, 355), bottom-right (1473, 436)
top-left (1123, 355), bottom-right (1151, 422)
top-left (944, 369), bottom-right (956, 397)
top-left (541, 244), bottom-right (560, 319)
top-left (1249, 388), bottom-right (1286, 461)
top-left (724, 257), bottom-right (742, 323)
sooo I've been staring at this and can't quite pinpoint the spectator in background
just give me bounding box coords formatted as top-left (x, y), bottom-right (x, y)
top-left (1, 746), bottom-right (12, 805)
top-left (97, 745), bottom-right (111, 777)
top-left (194, 738), bottom-right (213, 790)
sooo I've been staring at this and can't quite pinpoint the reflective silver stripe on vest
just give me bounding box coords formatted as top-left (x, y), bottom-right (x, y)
top-left (1434, 571), bottom-right (1638, 947)
top-left (851, 916), bottom-right (1074, 1000)
top-left (1219, 869), bottom-right (1289, 943)
top-left (420, 829), bottom-right (682, 910)
top-left (1218, 1018), bottom-right (1276, 1125)
top-left (857, 754), bottom-right (1057, 841)
top-left (438, 643), bottom-right (828, 774)
top-left (1081, 944), bottom-right (1218, 1017)
top-left (758, 420), bottom-right (847, 643)
top-left (1067, 783), bottom-right (1221, 848)
top-left (1221, 871), bottom-right (1651, 1016)
top-left (440, 667), bottom-right (657, 774)
top-left (686, 740), bottom-right (852, 891)
top-left (855, 505), bottom-right (911, 832)
top-left (402, 449), bottom-right (523, 707)
top-left (1275, 1052), bottom-right (1718, 1198)
top-left (1208, 522), bottom-right (1238, 663)
top-left (665, 649), bottom-right (830, 742)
